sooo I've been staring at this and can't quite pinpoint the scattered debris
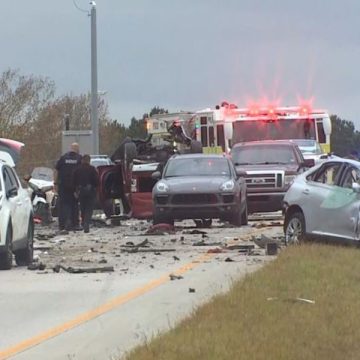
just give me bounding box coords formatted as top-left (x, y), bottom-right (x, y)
top-left (193, 240), bottom-right (222, 246)
top-left (146, 223), bottom-right (175, 235)
top-left (189, 288), bottom-right (196, 293)
top-left (266, 242), bottom-right (278, 255)
top-left (28, 262), bottom-right (46, 271)
top-left (267, 297), bottom-right (315, 304)
top-left (173, 256), bottom-right (180, 261)
top-left (99, 259), bottom-right (108, 264)
top-left (183, 229), bottom-right (207, 235)
top-left (226, 244), bottom-right (255, 251)
top-left (169, 274), bottom-right (183, 281)
top-left (121, 248), bottom-right (176, 254)
top-left (207, 248), bottom-right (223, 254)
top-left (253, 234), bottom-right (281, 249)
top-left (52, 265), bottom-right (114, 273)
top-left (225, 257), bottom-right (234, 262)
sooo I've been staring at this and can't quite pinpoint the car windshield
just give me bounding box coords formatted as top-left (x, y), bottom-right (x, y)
top-left (164, 158), bottom-right (230, 177)
top-left (291, 140), bottom-right (322, 155)
top-left (232, 145), bottom-right (296, 165)
top-left (91, 159), bottom-right (111, 168)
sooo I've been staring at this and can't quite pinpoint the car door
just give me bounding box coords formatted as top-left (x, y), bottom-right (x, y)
top-left (2, 166), bottom-right (22, 242)
top-left (335, 164), bottom-right (360, 241)
top-left (302, 161), bottom-right (345, 236)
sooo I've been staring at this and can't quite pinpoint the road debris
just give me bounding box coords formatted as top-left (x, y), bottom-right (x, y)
top-left (225, 257), bottom-right (234, 262)
top-left (52, 265), bottom-right (114, 273)
top-left (266, 242), bottom-right (278, 255)
top-left (267, 297), bottom-right (315, 304)
top-left (189, 288), bottom-right (196, 293)
top-left (173, 256), bottom-right (180, 261)
top-left (183, 229), bottom-right (207, 235)
top-left (121, 248), bottom-right (176, 254)
top-left (207, 248), bottom-right (223, 254)
top-left (28, 262), bottom-right (46, 271)
top-left (146, 223), bottom-right (175, 235)
top-left (169, 274), bottom-right (183, 281)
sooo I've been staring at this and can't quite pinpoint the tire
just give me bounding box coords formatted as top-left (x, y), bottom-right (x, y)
top-left (15, 219), bottom-right (34, 266)
top-left (241, 202), bottom-right (248, 225)
top-left (230, 207), bottom-right (242, 227)
top-left (284, 211), bottom-right (306, 245)
top-left (0, 225), bottom-right (13, 270)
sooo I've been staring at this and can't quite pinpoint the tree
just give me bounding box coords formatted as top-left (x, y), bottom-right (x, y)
top-left (330, 115), bottom-right (360, 156)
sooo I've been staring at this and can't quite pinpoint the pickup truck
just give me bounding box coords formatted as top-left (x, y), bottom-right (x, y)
top-left (231, 140), bottom-right (314, 213)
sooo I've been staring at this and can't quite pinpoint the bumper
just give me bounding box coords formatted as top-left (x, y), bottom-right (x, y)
top-left (154, 203), bottom-right (239, 220)
top-left (247, 192), bottom-right (286, 213)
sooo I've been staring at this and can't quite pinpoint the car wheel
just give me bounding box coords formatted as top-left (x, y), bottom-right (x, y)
top-left (285, 212), bottom-right (306, 245)
top-left (0, 225), bottom-right (13, 270)
top-left (241, 203), bottom-right (248, 225)
top-left (15, 219), bottom-right (34, 266)
top-left (230, 207), bottom-right (242, 227)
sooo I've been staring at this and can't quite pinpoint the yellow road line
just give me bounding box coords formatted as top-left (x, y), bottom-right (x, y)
top-left (0, 253), bottom-right (213, 360)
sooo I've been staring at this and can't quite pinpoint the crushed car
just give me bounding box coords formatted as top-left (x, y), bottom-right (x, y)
top-left (152, 154), bottom-right (248, 226)
top-left (98, 126), bottom-right (203, 220)
top-left (284, 157), bottom-right (360, 245)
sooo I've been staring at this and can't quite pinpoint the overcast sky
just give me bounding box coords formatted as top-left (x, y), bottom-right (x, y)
top-left (1, 0), bottom-right (360, 127)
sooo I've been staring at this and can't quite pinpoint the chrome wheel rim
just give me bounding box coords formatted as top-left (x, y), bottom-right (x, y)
top-left (286, 218), bottom-right (303, 245)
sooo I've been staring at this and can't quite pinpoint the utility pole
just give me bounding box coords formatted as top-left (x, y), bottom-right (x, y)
top-left (90, 1), bottom-right (99, 154)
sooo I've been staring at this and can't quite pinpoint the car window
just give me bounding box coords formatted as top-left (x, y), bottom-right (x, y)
top-left (341, 166), bottom-right (360, 189)
top-left (165, 158), bottom-right (230, 177)
top-left (311, 162), bottom-right (343, 185)
top-left (3, 167), bottom-right (14, 192)
top-left (231, 145), bottom-right (297, 165)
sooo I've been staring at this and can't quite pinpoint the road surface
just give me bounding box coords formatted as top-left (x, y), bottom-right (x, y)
top-left (0, 216), bottom-right (283, 360)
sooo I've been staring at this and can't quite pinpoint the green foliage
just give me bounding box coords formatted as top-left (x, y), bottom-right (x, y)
top-left (330, 115), bottom-right (360, 156)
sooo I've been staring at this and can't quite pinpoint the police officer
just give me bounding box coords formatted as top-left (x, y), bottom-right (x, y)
top-left (72, 154), bottom-right (99, 233)
top-left (54, 143), bottom-right (82, 233)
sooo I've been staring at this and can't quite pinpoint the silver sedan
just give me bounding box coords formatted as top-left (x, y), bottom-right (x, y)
top-left (283, 157), bottom-right (360, 244)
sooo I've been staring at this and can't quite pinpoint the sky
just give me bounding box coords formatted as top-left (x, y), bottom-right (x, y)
top-left (1, 0), bottom-right (360, 127)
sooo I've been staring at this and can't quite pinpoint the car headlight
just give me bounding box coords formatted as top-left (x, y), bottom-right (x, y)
top-left (220, 180), bottom-right (235, 192)
top-left (284, 175), bottom-right (296, 186)
top-left (156, 182), bottom-right (169, 193)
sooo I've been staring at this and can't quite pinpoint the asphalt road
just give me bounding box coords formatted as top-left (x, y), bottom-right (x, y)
top-left (0, 216), bottom-right (283, 360)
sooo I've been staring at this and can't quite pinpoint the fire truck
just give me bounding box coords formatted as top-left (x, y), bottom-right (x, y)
top-left (147, 101), bottom-right (332, 154)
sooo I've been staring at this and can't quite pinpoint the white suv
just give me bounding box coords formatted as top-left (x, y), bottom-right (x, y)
top-left (0, 150), bottom-right (34, 269)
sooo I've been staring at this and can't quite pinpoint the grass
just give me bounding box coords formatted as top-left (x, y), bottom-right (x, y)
top-left (124, 244), bottom-right (360, 360)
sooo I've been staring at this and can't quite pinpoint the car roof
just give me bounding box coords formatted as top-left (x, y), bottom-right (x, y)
top-left (232, 140), bottom-right (296, 148)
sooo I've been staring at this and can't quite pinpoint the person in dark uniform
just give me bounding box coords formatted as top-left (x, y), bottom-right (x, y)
top-left (72, 154), bottom-right (99, 233)
top-left (54, 143), bottom-right (82, 233)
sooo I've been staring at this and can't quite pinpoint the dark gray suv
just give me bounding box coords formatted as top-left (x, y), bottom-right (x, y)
top-left (152, 154), bottom-right (248, 226)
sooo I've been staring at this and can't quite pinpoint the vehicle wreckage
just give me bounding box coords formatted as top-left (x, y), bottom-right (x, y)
top-left (97, 122), bottom-right (203, 220)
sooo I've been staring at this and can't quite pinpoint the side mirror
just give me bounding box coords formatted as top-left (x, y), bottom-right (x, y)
top-left (319, 154), bottom-right (328, 160)
top-left (352, 182), bottom-right (360, 194)
top-left (302, 159), bottom-right (315, 168)
top-left (151, 171), bottom-right (161, 180)
top-left (6, 187), bottom-right (18, 198)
